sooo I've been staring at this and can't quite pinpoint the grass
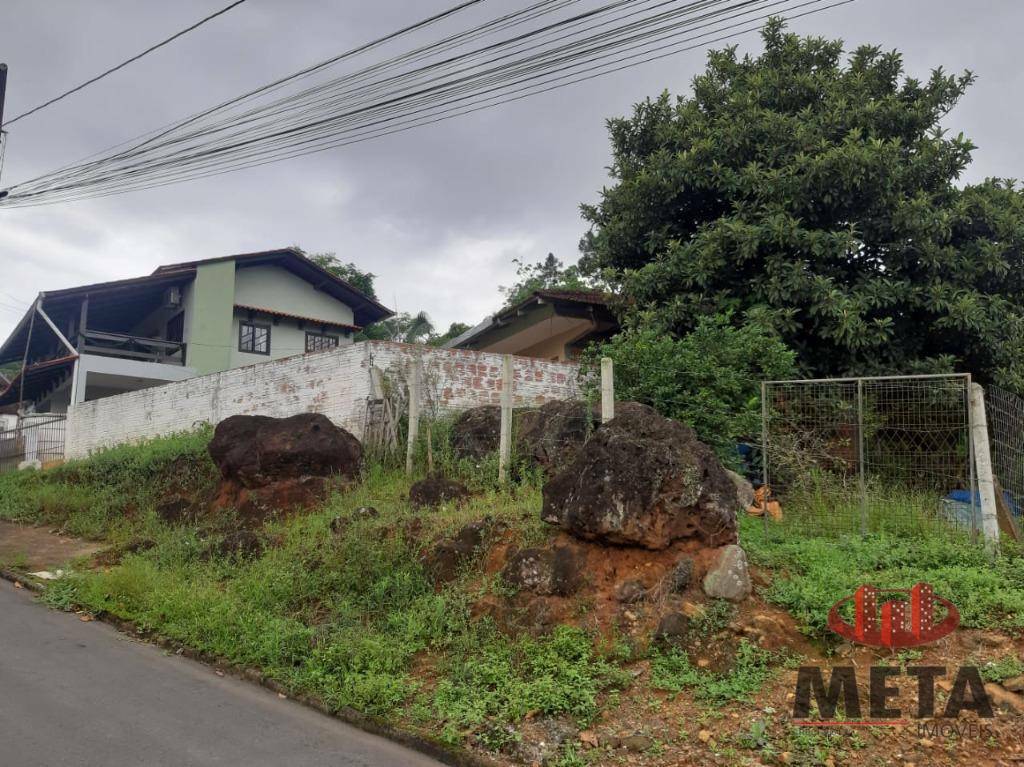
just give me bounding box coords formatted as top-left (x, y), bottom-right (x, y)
top-left (741, 513), bottom-right (1024, 636)
top-left (0, 427), bottom-right (217, 540)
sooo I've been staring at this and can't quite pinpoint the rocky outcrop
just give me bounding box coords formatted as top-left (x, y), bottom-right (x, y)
top-left (501, 545), bottom-right (583, 597)
top-left (541, 403), bottom-right (737, 549)
top-left (409, 475), bottom-right (471, 509)
top-left (206, 413), bottom-right (361, 520)
top-left (425, 518), bottom-right (503, 585)
top-left (209, 413), bottom-right (362, 487)
top-left (450, 406), bottom-right (501, 461)
top-left (514, 400), bottom-right (595, 475)
top-left (725, 469), bottom-right (755, 510)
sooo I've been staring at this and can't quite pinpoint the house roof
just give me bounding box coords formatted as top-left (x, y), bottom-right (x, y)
top-left (444, 289), bottom-right (615, 350)
top-left (0, 247), bottom-right (392, 367)
top-left (234, 304), bottom-right (361, 333)
top-left (0, 354), bottom-right (77, 407)
top-left (155, 247), bottom-right (392, 327)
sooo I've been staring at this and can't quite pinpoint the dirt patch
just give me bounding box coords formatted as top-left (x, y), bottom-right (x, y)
top-left (0, 521), bottom-right (104, 571)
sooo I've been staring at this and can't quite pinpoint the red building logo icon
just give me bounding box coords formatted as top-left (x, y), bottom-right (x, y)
top-left (827, 583), bottom-right (959, 648)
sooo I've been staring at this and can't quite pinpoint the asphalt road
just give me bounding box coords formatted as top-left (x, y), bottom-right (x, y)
top-left (0, 580), bottom-right (443, 767)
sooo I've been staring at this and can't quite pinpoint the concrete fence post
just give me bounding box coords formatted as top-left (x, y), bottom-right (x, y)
top-left (405, 357), bottom-right (421, 477)
top-left (498, 354), bottom-right (513, 484)
top-left (969, 383), bottom-right (1000, 557)
top-left (600, 357), bottom-right (615, 423)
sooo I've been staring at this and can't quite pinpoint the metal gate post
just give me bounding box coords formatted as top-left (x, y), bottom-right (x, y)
top-left (761, 380), bottom-right (769, 536)
top-left (857, 378), bottom-right (868, 536)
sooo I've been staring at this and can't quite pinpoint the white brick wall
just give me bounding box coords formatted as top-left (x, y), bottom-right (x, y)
top-left (64, 341), bottom-right (581, 458)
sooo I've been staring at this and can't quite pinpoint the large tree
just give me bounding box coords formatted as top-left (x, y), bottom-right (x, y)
top-left (580, 20), bottom-right (1024, 389)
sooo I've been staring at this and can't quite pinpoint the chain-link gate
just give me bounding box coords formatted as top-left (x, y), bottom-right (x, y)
top-left (761, 374), bottom-right (976, 539)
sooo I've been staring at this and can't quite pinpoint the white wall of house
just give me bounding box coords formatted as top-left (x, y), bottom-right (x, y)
top-left (64, 341), bottom-right (581, 458)
top-left (234, 265), bottom-right (355, 324)
top-left (229, 265), bottom-right (357, 369)
top-left (229, 313), bottom-right (354, 369)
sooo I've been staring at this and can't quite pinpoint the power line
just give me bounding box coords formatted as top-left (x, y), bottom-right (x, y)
top-left (1, 0), bottom-right (250, 127)
top-left (0, 0), bottom-right (853, 207)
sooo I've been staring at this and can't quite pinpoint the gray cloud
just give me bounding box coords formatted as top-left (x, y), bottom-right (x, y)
top-left (2, 0), bottom-right (1022, 339)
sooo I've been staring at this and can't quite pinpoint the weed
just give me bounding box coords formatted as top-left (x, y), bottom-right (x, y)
top-left (741, 515), bottom-right (1024, 635)
top-left (650, 640), bottom-right (777, 704)
top-left (979, 654), bottom-right (1024, 683)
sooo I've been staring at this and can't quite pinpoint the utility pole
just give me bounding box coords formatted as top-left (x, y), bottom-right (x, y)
top-left (0, 63), bottom-right (8, 193)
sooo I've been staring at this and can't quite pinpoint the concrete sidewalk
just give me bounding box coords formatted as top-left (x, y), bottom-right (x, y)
top-left (0, 580), bottom-right (443, 767)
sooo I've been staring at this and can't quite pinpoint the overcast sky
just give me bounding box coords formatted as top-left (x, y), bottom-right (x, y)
top-left (1, 0), bottom-right (1022, 342)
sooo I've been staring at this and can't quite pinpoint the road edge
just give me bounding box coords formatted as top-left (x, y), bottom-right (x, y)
top-left (0, 568), bottom-right (497, 767)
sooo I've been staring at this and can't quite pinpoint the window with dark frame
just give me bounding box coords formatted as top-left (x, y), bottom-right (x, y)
top-left (239, 321), bottom-right (271, 355)
top-left (305, 331), bottom-right (340, 353)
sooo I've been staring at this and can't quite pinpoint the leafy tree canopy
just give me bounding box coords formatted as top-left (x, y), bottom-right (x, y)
top-left (300, 248), bottom-right (379, 300)
top-left (294, 246), bottom-right (466, 346)
top-left (580, 20), bottom-right (1024, 390)
top-left (499, 253), bottom-right (591, 307)
top-left (584, 312), bottom-right (795, 459)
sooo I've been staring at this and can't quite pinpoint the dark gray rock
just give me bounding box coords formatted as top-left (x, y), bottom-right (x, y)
top-left (409, 475), bottom-right (471, 509)
top-left (654, 612), bottom-right (690, 644)
top-left (541, 403), bottom-right (737, 549)
top-left (667, 557), bottom-right (695, 593)
top-left (450, 406), bottom-right (501, 461)
top-left (501, 546), bottom-right (583, 597)
top-left (208, 413), bottom-right (362, 488)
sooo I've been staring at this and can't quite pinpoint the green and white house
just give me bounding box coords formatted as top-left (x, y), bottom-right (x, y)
top-left (0, 248), bottom-right (392, 413)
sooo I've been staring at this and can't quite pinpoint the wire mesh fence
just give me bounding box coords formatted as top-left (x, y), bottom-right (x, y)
top-left (761, 374), bottom-right (976, 539)
top-left (986, 384), bottom-right (1024, 523)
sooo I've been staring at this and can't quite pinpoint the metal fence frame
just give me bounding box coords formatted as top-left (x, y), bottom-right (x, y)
top-left (0, 414), bottom-right (67, 474)
top-left (760, 373), bottom-right (977, 539)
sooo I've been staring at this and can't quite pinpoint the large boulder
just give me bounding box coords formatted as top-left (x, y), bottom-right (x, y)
top-left (208, 413), bottom-right (362, 487)
top-left (514, 400), bottom-right (596, 475)
top-left (450, 406), bottom-right (501, 461)
top-left (541, 403), bottom-right (737, 549)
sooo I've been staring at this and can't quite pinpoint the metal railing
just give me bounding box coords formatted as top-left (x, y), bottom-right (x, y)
top-left (80, 329), bottom-right (186, 365)
top-left (0, 414), bottom-right (67, 474)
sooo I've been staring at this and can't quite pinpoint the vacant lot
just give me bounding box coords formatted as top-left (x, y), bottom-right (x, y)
top-left (2, 428), bottom-right (1023, 766)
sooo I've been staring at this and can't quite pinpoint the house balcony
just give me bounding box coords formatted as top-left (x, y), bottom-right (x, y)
top-left (79, 329), bottom-right (187, 366)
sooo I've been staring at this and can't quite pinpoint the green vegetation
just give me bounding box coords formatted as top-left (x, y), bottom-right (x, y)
top-left (740, 514), bottom-right (1024, 636)
top-left (0, 428), bottom-right (216, 540)
top-left (499, 253), bottom-right (592, 308)
top-left (580, 19), bottom-right (1024, 390)
top-left (651, 640), bottom-right (777, 704)
top-left (8, 424), bottom-right (1024, 762)
top-left (584, 312), bottom-right (795, 456)
top-left (15, 432), bottom-right (631, 751)
top-left (979, 654), bottom-right (1024, 683)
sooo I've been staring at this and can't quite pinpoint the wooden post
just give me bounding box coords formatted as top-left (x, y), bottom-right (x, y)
top-left (600, 357), bottom-right (615, 423)
top-left (405, 357), bottom-right (421, 476)
top-left (498, 354), bottom-right (513, 484)
top-left (970, 383), bottom-right (1001, 557)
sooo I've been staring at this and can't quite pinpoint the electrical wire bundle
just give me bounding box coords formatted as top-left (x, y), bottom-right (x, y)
top-left (0, 0), bottom-right (853, 208)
